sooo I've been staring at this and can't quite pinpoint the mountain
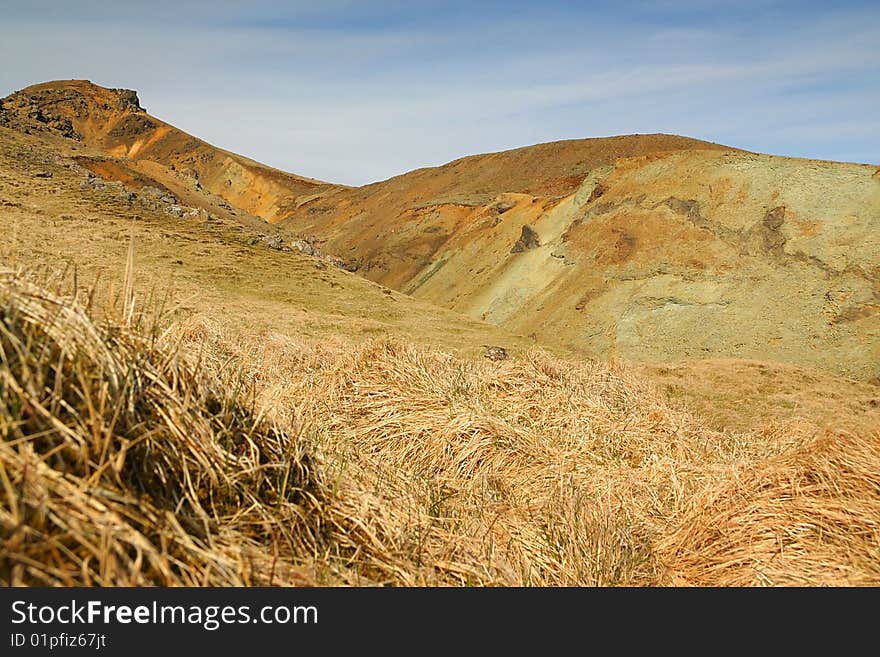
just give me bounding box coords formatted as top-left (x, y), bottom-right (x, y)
top-left (0, 79), bottom-right (344, 223)
top-left (3, 79), bottom-right (879, 380)
top-left (2, 80), bottom-right (879, 588)
top-left (283, 142), bottom-right (877, 381)
top-left (279, 142), bottom-right (879, 379)
top-left (0, 100), bottom-right (531, 359)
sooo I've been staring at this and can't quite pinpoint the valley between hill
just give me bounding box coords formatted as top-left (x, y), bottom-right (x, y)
top-left (5, 80), bottom-right (877, 379)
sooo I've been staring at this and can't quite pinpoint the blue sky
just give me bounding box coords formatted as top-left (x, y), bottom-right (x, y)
top-left (1, 1), bottom-right (877, 184)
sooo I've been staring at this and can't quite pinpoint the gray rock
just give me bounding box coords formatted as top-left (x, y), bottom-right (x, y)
top-left (292, 239), bottom-right (317, 256)
top-left (510, 225), bottom-right (540, 253)
top-left (262, 235), bottom-right (285, 250)
top-left (492, 200), bottom-right (516, 214)
top-left (80, 176), bottom-right (105, 191)
top-left (483, 346), bottom-right (509, 361)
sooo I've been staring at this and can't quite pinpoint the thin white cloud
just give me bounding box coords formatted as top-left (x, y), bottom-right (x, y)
top-left (1, 4), bottom-right (877, 183)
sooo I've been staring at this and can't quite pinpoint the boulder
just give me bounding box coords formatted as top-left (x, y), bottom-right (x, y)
top-left (510, 224), bottom-right (540, 253)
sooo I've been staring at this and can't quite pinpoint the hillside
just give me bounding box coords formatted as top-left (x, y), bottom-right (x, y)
top-left (7, 81), bottom-right (877, 379)
top-left (276, 133), bottom-right (733, 285)
top-left (0, 80), bottom-right (345, 223)
top-left (0, 123), bottom-right (533, 358)
top-left (277, 139), bottom-right (880, 380)
top-left (3, 264), bottom-right (879, 586)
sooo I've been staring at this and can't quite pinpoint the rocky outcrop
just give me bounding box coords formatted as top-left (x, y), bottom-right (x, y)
top-left (0, 82), bottom-right (144, 141)
top-left (510, 224), bottom-right (540, 253)
top-left (107, 113), bottom-right (157, 138)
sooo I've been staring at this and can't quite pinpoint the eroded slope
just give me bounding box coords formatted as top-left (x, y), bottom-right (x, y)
top-left (0, 80), bottom-right (344, 223)
top-left (283, 146), bottom-right (880, 379)
top-left (0, 124), bottom-right (533, 358)
top-left (3, 80), bottom-right (878, 380)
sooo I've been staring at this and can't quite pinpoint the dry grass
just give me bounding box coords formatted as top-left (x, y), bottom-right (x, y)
top-left (656, 431), bottom-right (880, 586)
top-left (0, 267), bottom-right (327, 585)
top-left (2, 268), bottom-right (878, 586)
top-left (173, 317), bottom-right (880, 586)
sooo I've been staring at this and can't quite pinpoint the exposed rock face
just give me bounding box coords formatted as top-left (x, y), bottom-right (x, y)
top-left (114, 88), bottom-right (143, 112)
top-left (107, 113), bottom-right (157, 138)
top-left (510, 224), bottom-right (541, 253)
top-left (759, 205), bottom-right (787, 256)
top-left (0, 82), bottom-right (143, 141)
top-left (282, 147), bottom-right (879, 380)
top-left (0, 91), bottom-right (81, 139)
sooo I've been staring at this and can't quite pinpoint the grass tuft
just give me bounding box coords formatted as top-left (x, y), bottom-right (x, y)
top-left (3, 269), bottom-right (878, 586)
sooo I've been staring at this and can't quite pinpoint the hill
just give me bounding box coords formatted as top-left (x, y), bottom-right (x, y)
top-left (4, 267), bottom-right (879, 586)
top-left (1, 81), bottom-right (879, 586)
top-left (0, 83), bottom-right (880, 586)
top-left (277, 137), bottom-right (880, 380)
top-left (8, 81), bottom-right (877, 379)
top-left (0, 120), bottom-right (540, 359)
top-left (0, 79), bottom-right (345, 223)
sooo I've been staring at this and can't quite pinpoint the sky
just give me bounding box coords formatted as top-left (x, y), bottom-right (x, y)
top-left (1, 1), bottom-right (877, 185)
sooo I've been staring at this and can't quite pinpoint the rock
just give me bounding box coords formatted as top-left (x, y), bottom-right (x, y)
top-left (292, 239), bottom-right (318, 256)
top-left (134, 186), bottom-right (177, 211)
top-left (80, 176), bottom-right (105, 191)
top-left (262, 235), bottom-right (285, 250)
top-left (587, 182), bottom-right (606, 202)
top-left (114, 88), bottom-right (143, 112)
top-left (31, 171), bottom-right (52, 178)
top-left (510, 224), bottom-right (540, 253)
top-left (108, 113), bottom-right (156, 138)
top-left (483, 346), bottom-right (509, 361)
top-left (165, 204), bottom-right (199, 218)
top-left (327, 255), bottom-right (360, 272)
top-left (492, 200), bottom-right (516, 214)
top-left (139, 185), bottom-right (163, 198)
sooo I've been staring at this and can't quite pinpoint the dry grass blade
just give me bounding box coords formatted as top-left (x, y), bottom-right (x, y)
top-left (173, 322), bottom-right (880, 586)
top-left (3, 269), bottom-right (878, 587)
top-left (0, 268), bottom-right (326, 585)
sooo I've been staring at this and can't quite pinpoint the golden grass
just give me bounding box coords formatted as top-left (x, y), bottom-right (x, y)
top-left (174, 316), bottom-right (880, 586)
top-left (0, 268), bottom-right (326, 585)
top-left (656, 431), bottom-right (880, 586)
top-left (2, 268), bottom-right (878, 586)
